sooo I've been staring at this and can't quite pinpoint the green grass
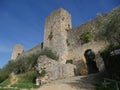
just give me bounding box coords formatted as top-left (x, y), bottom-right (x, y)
top-left (0, 71), bottom-right (43, 89)
top-left (0, 79), bottom-right (10, 87)
top-left (11, 71), bottom-right (40, 89)
top-left (11, 83), bottom-right (36, 89)
top-left (0, 88), bottom-right (19, 90)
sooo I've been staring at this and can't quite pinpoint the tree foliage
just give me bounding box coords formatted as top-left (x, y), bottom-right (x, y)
top-left (0, 47), bottom-right (58, 79)
top-left (80, 28), bottom-right (92, 44)
top-left (97, 7), bottom-right (120, 46)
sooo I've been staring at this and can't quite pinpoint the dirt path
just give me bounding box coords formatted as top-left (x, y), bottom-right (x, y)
top-left (37, 83), bottom-right (77, 90)
top-left (37, 73), bottom-right (102, 90)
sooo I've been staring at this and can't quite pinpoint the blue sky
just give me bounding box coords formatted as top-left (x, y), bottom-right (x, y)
top-left (0, 0), bottom-right (120, 68)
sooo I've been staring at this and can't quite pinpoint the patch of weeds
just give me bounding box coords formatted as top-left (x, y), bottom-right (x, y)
top-left (0, 88), bottom-right (19, 90)
top-left (0, 79), bottom-right (10, 87)
top-left (40, 69), bottom-right (46, 77)
top-left (66, 59), bottom-right (73, 64)
top-left (40, 47), bottom-right (59, 60)
top-left (11, 71), bottom-right (39, 89)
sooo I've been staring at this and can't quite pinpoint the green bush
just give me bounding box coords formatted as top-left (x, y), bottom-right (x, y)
top-left (84, 33), bottom-right (92, 42)
top-left (0, 79), bottom-right (10, 87)
top-left (0, 47), bottom-right (58, 84)
top-left (66, 59), bottom-right (73, 64)
top-left (0, 88), bottom-right (19, 90)
top-left (96, 7), bottom-right (120, 46)
top-left (11, 71), bottom-right (38, 89)
top-left (40, 47), bottom-right (59, 60)
top-left (12, 58), bottom-right (34, 74)
top-left (40, 70), bottom-right (46, 77)
top-left (0, 69), bottom-right (10, 83)
top-left (1, 47), bottom-right (58, 76)
top-left (2, 50), bottom-right (42, 74)
top-left (80, 29), bottom-right (92, 44)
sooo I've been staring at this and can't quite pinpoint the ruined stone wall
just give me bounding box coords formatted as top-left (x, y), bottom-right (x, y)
top-left (17, 43), bottom-right (43, 59)
top-left (11, 44), bottom-right (24, 60)
top-left (44, 8), bottom-right (72, 64)
top-left (12, 43), bottom-right (43, 60)
top-left (23, 43), bottom-right (43, 56)
top-left (66, 17), bottom-right (108, 73)
top-left (67, 17), bottom-right (108, 64)
top-left (37, 55), bottom-right (76, 81)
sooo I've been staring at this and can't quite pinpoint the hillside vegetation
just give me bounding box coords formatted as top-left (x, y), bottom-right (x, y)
top-left (0, 47), bottom-right (58, 89)
top-left (96, 6), bottom-right (120, 46)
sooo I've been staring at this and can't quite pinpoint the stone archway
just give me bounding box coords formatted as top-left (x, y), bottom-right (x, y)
top-left (84, 49), bottom-right (99, 74)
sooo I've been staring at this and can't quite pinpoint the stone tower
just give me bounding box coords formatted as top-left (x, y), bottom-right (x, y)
top-left (11, 44), bottom-right (24, 60)
top-left (44, 8), bottom-right (72, 63)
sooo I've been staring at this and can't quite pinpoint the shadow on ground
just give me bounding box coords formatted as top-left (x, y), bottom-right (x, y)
top-left (66, 73), bottom-right (104, 90)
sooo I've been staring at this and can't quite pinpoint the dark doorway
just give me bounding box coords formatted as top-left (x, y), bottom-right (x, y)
top-left (84, 49), bottom-right (99, 74)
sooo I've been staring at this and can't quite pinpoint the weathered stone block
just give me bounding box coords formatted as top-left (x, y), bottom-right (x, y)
top-left (36, 55), bottom-right (76, 81)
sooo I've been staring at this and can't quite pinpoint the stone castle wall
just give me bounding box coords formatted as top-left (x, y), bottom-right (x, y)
top-left (66, 16), bottom-right (108, 73)
top-left (11, 8), bottom-right (107, 65)
top-left (11, 8), bottom-right (111, 75)
top-left (44, 8), bottom-right (72, 63)
top-left (67, 18), bottom-right (107, 61)
top-left (11, 44), bottom-right (24, 60)
top-left (22, 43), bottom-right (43, 56)
top-left (11, 43), bottom-right (43, 60)
top-left (37, 55), bottom-right (76, 81)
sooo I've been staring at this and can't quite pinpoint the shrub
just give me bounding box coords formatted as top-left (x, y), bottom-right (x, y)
top-left (11, 71), bottom-right (38, 89)
top-left (1, 47), bottom-right (58, 76)
top-left (0, 47), bottom-right (58, 82)
top-left (19, 71), bottom-right (38, 83)
top-left (1, 51), bottom-right (41, 75)
top-left (0, 79), bottom-right (10, 87)
top-left (66, 59), bottom-right (73, 64)
top-left (0, 69), bottom-right (10, 83)
top-left (40, 69), bottom-right (46, 77)
top-left (80, 28), bottom-right (92, 44)
top-left (96, 7), bottom-right (120, 46)
top-left (40, 47), bottom-right (59, 60)
top-left (12, 54), bottom-right (39, 74)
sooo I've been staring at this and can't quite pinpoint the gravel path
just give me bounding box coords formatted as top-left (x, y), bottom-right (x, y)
top-left (36, 73), bottom-right (102, 90)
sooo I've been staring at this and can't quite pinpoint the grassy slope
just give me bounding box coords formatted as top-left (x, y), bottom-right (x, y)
top-left (0, 71), bottom-right (40, 90)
